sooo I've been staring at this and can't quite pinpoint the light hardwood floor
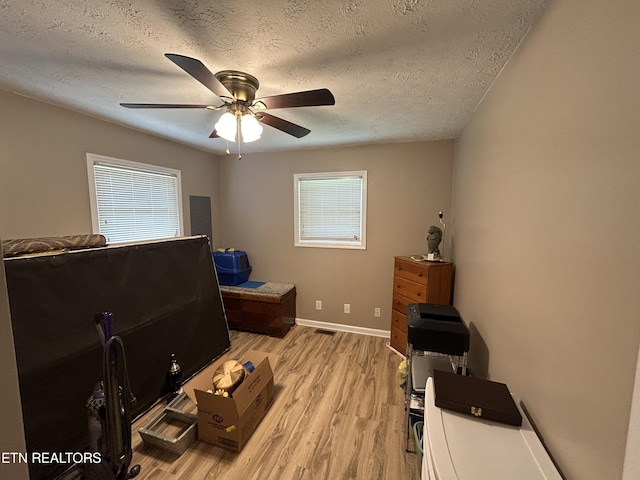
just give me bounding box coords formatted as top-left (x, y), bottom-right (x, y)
top-left (130, 325), bottom-right (420, 480)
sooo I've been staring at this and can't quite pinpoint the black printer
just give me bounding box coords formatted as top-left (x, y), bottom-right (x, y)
top-left (407, 303), bottom-right (470, 356)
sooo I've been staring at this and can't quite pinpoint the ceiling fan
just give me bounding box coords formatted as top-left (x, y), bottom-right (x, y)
top-left (120, 53), bottom-right (335, 144)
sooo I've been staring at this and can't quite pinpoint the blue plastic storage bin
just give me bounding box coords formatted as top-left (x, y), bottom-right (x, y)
top-left (213, 250), bottom-right (252, 286)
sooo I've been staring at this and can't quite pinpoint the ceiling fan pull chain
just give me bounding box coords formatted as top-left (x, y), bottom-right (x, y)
top-left (237, 115), bottom-right (242, 159)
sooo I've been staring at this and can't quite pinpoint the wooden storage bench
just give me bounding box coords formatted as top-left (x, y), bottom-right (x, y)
top-left (219, 282), bottom-right (296, 337)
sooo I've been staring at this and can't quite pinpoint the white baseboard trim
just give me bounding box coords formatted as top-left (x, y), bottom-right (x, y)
top-left (386, 342), bottom-right (405, 358)
top-left (295, 318), bottom-right (390, 339)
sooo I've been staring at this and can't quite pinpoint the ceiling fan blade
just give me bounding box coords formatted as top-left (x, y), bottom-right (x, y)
top-left (120, 103), bottom-right (221, 109)
top-left (257, 112), bottom-right (311, 138)
top-left (165, 53), bottom-right (234, 101)
top-left (209, 128), bottom-right (219, 138)
top-left (254, 88), bottom-right (335, 110)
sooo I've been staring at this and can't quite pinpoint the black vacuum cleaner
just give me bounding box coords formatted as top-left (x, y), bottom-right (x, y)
top-left (85, 312), bottom-right (140, 480)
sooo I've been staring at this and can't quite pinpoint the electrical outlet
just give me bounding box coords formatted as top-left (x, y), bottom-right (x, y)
top-left (344, 303), bottom-right (350, 314)
top-left (374, 307), bottom-right (381, 317)
top-left (316, 300), bottom-right (322, 310)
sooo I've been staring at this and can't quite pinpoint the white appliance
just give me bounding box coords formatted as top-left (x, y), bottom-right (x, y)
top-left (421, 377), bottom-right (562, 480)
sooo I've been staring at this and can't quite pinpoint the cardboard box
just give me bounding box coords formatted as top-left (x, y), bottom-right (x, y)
top-left (183, 350), bottom-right (277, 452)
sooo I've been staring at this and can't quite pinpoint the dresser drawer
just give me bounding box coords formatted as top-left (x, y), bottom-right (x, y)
top-left (391, 305), bottom-right (407, 334)
top-left (392, 293), bottom-right (413, 317)
top-left (390, 325), bottom-right (407, 354)
top-left (393, 276), bottom-right (428, 303)
top-left (394, 258), bottom-right (430, 286)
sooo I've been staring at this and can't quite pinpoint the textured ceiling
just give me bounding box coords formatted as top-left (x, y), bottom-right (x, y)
top-left (0, 0), bottom-right (548, 155)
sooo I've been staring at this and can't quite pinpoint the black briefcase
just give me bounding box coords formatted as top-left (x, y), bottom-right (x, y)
top-left (433, 369), bottom-right (522, 427)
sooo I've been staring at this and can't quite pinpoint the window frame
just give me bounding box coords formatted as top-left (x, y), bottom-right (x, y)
top-left (86, 153), bottom-right (184, 244)
top-left (294, 170), bottom-right (367, 250)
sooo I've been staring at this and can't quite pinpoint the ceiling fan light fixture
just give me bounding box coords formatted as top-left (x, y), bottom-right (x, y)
top-left (122, 55), bottom-right (335, 147)
top-left (241, 114), bottom-right (263, 143)
top-left (215, 111), bottom-right (237, 142)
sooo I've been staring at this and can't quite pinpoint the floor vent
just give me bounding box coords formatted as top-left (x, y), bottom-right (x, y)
top-left (314, 328), bottom-right (336, 336)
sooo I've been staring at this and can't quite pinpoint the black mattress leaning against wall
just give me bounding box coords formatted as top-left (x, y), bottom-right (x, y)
top-left (4, 235), bottom-right (230, 480)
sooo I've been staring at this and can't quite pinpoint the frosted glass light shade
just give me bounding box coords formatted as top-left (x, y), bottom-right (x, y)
top-left (215, 112), bottom-right (237, 142)
top-left (241, 114), bottom-right (263, 143)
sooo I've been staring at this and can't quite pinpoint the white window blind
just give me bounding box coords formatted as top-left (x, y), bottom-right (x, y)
top-left (87, 154), bottom-right (183, 244)
top-left (294, 171), bottom-right (367, 249)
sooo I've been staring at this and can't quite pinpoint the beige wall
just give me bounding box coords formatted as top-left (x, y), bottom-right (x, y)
top-left (0, 90), bottom-right (222, 243)
top-left (452, 0), bottom-right (640, 478)
top-left (218, 141), bottom-right (454, 331)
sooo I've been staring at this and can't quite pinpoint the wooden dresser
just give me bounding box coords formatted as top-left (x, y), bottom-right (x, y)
top-left (390, 256), bottom-right (453, 354)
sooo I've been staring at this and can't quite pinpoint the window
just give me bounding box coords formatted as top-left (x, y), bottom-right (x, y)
top-left (294, 171), bottom-right (367, 249)
top-left (87, 153), bottom-right (183, 244)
